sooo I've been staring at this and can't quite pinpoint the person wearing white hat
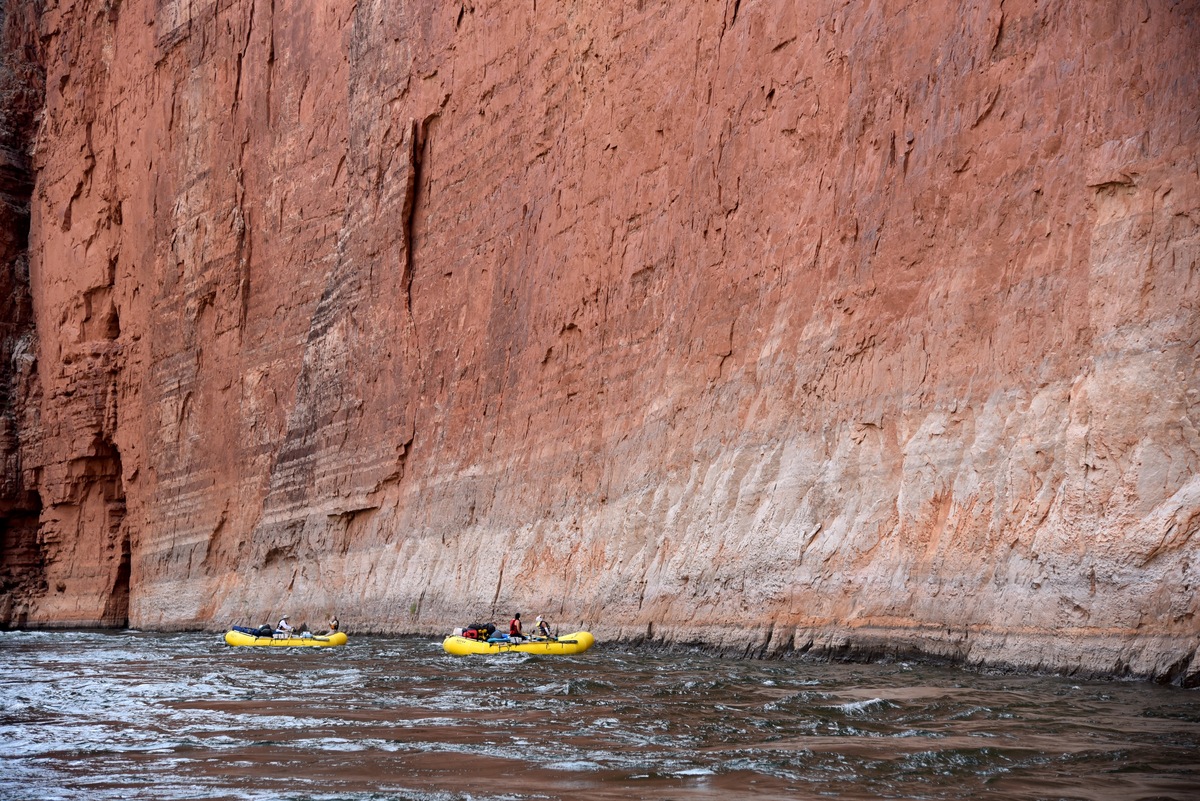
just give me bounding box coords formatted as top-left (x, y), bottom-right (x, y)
top-left (534, 615), bottom-right (552, 638)
top-left (276, 615), bottom-right (294, 636)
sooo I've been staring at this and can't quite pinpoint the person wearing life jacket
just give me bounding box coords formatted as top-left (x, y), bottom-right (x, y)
top-left (534, 615), bottom-right (552, 639)
top-left (509, 613), bottom-right (524, 641)
top-left (276, 615), bottom-right (294, 637)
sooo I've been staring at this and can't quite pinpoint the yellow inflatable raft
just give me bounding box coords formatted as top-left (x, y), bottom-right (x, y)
top-left (442, 631), bottom-right (594, 656)
top-left (224, 629), bottom-right (348, 647)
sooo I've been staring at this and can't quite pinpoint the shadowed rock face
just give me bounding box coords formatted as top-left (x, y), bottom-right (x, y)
top-left (1, 1), bottom-right (1197, 681)
top-left (0, 0), bottom-right (46, 627)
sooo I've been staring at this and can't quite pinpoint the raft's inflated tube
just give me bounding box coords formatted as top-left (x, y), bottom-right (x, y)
top-left (442, 631), bottom-right (594, 656)
top-left (224, 630), bottom-right (348, 647)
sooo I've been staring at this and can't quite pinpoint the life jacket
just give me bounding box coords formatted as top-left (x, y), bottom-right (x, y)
top-left (509, 618), bottom-right (522, 636)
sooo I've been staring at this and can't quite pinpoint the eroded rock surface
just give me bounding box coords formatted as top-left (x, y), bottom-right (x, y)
top-left (0, 0), bottom-right (45, 626)
top-left (1, 0), bottom-right (1198, 682)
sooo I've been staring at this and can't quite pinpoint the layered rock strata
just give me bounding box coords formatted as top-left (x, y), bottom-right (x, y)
top-left (1, 1), bottom-right (1198, 682)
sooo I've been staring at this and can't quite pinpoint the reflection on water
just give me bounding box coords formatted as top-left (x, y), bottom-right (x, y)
top-left (1, 630), bottom-right (1197, 800)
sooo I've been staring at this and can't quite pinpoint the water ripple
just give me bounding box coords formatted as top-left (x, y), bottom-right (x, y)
top-left (1, 632), bottom-right (1198, 801)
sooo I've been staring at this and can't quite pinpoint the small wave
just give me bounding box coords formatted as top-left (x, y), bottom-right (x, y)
top-left (530, 681), bottom-right (570, 694)
top-left (949, 705), bottom-right (993, 721)
top-left (761, 690), bottom-right (831, 711)
top-left (548, 677), bottom-right (618, 695)
top-left (896, 745), bottom-right (1019, 777)
top-left (832, 697), bottom-right (896, 717)
top-left (894, 727), bottom-right (944, 739)
top-left (546, 759), bottom-right (603, 771)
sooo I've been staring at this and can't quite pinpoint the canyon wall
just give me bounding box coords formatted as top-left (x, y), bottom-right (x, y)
top-left (0, 0), bottom-right (44, 625)
top-left (1, 0), bottom-right (1198, 682)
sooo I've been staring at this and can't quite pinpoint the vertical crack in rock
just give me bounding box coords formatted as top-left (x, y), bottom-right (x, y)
top-left (717, 0), bottom-right (741, 48)
top-left (400, 118), bottom-right (422, 319)
top-left (233, 133), bottom-right (251, 338)
top-left (490, 561), bottom-right (506, 614)
top-left (232, 0), bottom-right (255, 112)
top-left (265, 0), bottom-right (276, 124)
top-left (989, 6), bottom-right (1006, 58)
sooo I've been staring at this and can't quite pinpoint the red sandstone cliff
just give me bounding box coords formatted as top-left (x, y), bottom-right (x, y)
top-left (0, 0), bottom-right (45, 624)
top-left (1, 0), bottom-right (1197, 683)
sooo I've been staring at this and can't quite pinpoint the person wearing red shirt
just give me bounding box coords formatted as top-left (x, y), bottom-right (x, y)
top-left (509, 613), bottom-right (524, 640)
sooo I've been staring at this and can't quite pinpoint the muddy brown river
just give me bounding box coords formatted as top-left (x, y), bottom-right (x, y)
top-left (1, 630), bottom-right (1197, 800)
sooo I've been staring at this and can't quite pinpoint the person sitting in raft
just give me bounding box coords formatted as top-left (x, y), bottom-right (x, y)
top-left (276, 615), bottom-right (294, 637)
top-left (509, 612), bottom-right (525, 641)
top-left (534, 615), bottom-right (552, 639)
top-left (322, 614), bottom-right (339, 634)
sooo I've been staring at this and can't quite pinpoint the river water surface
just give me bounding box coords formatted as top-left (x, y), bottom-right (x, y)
top-left (1, 630), bottom-right (1198, 800)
